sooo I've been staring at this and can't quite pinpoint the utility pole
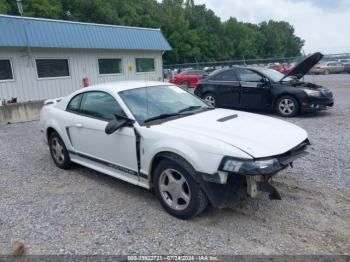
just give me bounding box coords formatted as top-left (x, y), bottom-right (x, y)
top-left (16, 0), bottom-right (24, 16)
top-left (186, 0), bottom-right (194, 7)
top-left (16, 0), bottom-right (32, 66)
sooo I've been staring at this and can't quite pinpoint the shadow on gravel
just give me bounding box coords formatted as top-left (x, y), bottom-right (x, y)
top-left (60, 162), bottom-right (271, 222)
top-left (70, 164), bottom-right (154, 198)
top-left (297, 111), bottom-right (333, 119)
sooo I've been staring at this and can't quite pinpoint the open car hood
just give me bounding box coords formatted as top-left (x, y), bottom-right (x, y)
top-left (281, 52), bottom-right (323, 80)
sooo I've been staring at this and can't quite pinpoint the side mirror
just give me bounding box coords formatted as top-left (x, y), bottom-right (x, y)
top-left (258, 78), bottom-right (270, 88)
top-left (105, 118), bottom-right (134, 135)
top-left (260, 77), bottom-right (268, 83)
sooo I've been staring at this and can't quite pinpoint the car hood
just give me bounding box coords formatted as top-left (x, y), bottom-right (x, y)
top-left (163, 109), bottom-right (308, 158)
top-left (281, 52), bottom-right (323, 80)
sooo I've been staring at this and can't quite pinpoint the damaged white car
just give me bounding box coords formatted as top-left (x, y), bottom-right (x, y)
top-left (40, 81), bottom-right (309, 219)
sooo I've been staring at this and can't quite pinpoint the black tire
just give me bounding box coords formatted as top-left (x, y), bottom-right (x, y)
top-left (48, 131), bottom-right (73, 169)
top-left (154, 159), bottom-right (208, 219)
top-left (181, 80), bottom-right (190, 89)
top-left (202, 92), bottom-right (216, 107)
top-left (275, 95), bottom-right (299, 117)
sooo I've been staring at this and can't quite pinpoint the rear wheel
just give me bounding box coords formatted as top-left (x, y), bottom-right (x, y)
top-left (181, 80), bottom-right (190, 89)
top-left (276, 96), bottom-right (299, 117)
top-left (324, 70), bottom-right (330, 75)
top-left (49, 131), bottom-right (72, 169)
top-left (203, 93), bottom-right (216, 107)
top-left (154, 160), bottom-right (208, 219)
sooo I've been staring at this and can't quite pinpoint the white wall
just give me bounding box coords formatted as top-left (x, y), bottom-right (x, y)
top-left (0, 47), bottom-right (164, 102)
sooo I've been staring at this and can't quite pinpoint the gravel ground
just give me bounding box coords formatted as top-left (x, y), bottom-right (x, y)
top-left (0, 75), bottom-right (349, 255)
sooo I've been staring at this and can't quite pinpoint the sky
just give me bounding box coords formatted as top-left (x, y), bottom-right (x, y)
top-left (194, 0), bottom-right (350, 54)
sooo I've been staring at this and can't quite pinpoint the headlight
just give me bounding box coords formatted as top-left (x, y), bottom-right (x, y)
top-left (220, 157), bottom-right (280, 175)
top-left (302, 89), bottom-right (322, 97)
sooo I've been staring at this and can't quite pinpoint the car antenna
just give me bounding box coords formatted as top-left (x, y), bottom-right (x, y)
top-left (145, 68), bottom-right (150, 119)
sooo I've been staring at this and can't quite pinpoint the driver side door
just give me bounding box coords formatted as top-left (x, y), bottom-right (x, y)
top-left (67, 91), bottom-right (139, 183)
top-left (237, 68), bottom-right (271, 109)
top-left (209, 69), bottom-right (240, 107)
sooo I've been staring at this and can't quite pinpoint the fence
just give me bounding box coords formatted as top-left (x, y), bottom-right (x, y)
top-left (163, 53), bottom-right (350, 72)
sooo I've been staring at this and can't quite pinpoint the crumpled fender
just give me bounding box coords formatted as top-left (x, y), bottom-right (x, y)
top-left (142, 138), bottom-right (224, 176)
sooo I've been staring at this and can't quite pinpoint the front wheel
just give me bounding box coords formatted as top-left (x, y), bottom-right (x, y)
top-left (202, 93), bottom-right (216, 107)
top-left (154, 160), bottom-right (208, 219)
top-left (276, 96), bottom-right (299, 117)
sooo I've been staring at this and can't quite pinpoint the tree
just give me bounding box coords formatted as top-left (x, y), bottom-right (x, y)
top-left (0, 0), bottom-right (304, 64)
top-left (0, 0), bottom-right (9, 14)
top-left (259, 20), bottom-right (304, 58)
top-left (23, 0), bottom-right (63, 19)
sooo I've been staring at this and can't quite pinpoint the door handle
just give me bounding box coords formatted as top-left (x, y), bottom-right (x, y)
top-left (75, 123), bottom-right (83, 128)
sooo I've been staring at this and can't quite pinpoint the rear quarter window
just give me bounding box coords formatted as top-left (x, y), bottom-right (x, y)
top-left (66, 94), bottom-right (83, 113)
top-left (211, 70), bottom-right (238, 81)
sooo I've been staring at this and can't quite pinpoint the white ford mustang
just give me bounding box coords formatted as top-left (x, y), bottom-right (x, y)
top-left (40, 81), bottom-right (309, 219)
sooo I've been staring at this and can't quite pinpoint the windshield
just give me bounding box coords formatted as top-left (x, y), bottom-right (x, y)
top-left (257, 68), bottom-right (294, 82)
top-left (119, 85), bottom-right (211, 124)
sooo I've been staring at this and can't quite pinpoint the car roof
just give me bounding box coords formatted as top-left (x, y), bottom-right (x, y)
top-left (180, 68), bottom-right (203, 73)
top-left (57, 80), bottom-right (172, 110)
top-left (78, 80), bottom-right (169, 93)
top-left (207, 66), bottom-right (279, 79)
top-left (208, 66), bottom-right (253, 75)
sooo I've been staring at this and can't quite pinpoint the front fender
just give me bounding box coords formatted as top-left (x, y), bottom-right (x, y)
top-left (141, 138), bottom-right (223, 176)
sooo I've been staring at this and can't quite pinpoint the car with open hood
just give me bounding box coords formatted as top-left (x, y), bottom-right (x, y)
top-left (40, 81), bottom-right (309, 219)
top-left (195, 52), bottom-right (334, 117)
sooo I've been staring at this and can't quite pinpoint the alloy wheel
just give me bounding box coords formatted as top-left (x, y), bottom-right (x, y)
top-left (51, 137), bottom-right (65, 164)
top-left (278, 98), bottom-right (295, 116)
top-left (204, 95), bottom-right (215, 106)
top-left (159, 168), bottom-right (191, 211)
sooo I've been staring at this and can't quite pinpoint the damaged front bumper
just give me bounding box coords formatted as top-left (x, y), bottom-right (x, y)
top-left (197, 139), bottom-right (310, 209)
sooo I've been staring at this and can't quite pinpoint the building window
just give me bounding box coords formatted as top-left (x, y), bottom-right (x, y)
top-left (36, 59), bottom-right (70, 78)
top-left (0, 59), bottom-right (14, 81)
top-left (136, 58), bottom-right (155, 72)
top-left (98, 58), bottom-right (122, 75)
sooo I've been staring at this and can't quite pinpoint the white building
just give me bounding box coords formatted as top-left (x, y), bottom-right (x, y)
top-left (0, 15), bottom-right (172, 103)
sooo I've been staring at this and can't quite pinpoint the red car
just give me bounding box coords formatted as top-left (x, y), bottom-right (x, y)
top-left (170, 69), bottom-right (206, 88)
top-left (268, 64), bottom-right (289, 74)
